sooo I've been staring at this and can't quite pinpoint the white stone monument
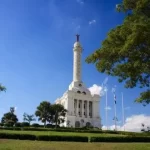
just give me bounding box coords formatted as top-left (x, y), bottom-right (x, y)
top-left (55, 35), bottom-right (101, 128)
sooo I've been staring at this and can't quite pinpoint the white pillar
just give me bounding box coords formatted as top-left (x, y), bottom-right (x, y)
top-left (87, 101), bottom-right (89, 118)
top-left (91, 102), bottom-right (93, 118)
top-left (82, 100), bottom-right (84, 117)
top-left (76, 100), bottom-right (79, 116)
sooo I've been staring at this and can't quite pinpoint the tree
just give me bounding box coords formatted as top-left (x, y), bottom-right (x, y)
top-left (23, 113), bottom-right (36, 125)
top-left (35, 101), bottom-right (52, 127)
top-left (0, 83), bottom-right (6, 93)
top-left (51, 104), bottom-right (67, 128)
top-left (67, 120), bottom-right (70, 127)
top-left (86, 0), bottom-right (150, 105)
top-left (1, 107), bottom-right (18, 126)
top-left (141, 123), bottom-right (150, 132)
top-left (10, 107), bottom-right (15, 114)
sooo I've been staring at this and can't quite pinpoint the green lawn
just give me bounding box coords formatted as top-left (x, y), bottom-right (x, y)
top-left (0, 130), bottom-right (126, 137)
top-left (0, 140), bottom-right (150, 150)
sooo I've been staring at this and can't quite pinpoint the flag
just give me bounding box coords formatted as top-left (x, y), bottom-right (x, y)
top-left (113, 93), bottom-right (116, 104)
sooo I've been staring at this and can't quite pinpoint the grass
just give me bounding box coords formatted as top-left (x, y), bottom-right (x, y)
top-left (0, 130), bottom-right (126, 137)
top-left (0, 139), bottom-right (150, 150)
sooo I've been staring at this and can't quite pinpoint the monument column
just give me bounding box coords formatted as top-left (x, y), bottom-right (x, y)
top-left (73, 34), bottom-right (82, 82)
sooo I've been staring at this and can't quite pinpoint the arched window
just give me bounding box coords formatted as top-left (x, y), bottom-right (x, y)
top-left (79, 84), bottom-right (82, 87)
top-left (86, 122), bottom-right (91, 128)
top-left (75, 121), bottom-right (80, 128)
top-left (82, 91), bottom-right (86, 95)
top-left (77, 91), bottom-right (81, 94)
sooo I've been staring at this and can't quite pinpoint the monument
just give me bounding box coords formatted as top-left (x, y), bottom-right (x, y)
top-left (55, 35), bottom-right (101, 128)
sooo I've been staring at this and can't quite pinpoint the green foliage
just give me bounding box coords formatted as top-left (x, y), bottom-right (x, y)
top-left (0, 123), bottom-right (4, 126)
top-left (0, 83), bottom-right (6, 92)
top-left (23, 113), bottom-right (36, 125)
top-left (35, 101), bottom-right (52, 127)
top-left (35, 101), bottom-right (67, 128)
top-left (10, 107), bottom-right (15, 114)
top-left (46, 124), bottom-right (53, 128)
top-left (0, 133), bottom-right (36, 140)
top-left (0, 132), bottom-right (150, 142)
top-left (0, 127), bottom-right (149, 137)
top-left (38, 135), bottom-right (88, 142)
top-left (1, 108), bottom-right (18, 126)
top-left (21, 122), bottom-right (30, 127)
top-left (31, 123), bottom-right (40, 128)
top-left (0, 132), bottom-right (88, 142)
top-left (136, 89), bottom-right (150, 105)
top-left (90, 136), bottom-right (150, 142)
top-left (14, 122), bottom-right (22, 127)
top-left (51, 104), bottom-right (67, 128)
top-left (86, 0), bottom-right (150, 105)
top-left (4, 121), bottom-right (14, 127)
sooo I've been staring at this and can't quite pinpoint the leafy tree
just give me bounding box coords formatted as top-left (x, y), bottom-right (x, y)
top-left (51, 104), bottom-right (67, 128)
top-left (141, 123), bottom-right (150, 132)
top-left (0, 83), bottom-right (6, 92)
top-left (10, 107), bottom-right (15, 114)
top-left (35, 101), bottom-right (52, 127)
top-left (86, 0), bottom-right (150, 105)
top-left (67, 120), bottom-right (70, 127)
top-left (1, 107), bottom-right (18, 126)
top-left (23, 113), bottom-right (36, 125)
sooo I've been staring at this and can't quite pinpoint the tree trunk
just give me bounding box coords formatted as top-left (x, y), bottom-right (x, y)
top-left (44, 121), bottom-right (46, 128)
top-left (55, 115), bottom-right (58, 129)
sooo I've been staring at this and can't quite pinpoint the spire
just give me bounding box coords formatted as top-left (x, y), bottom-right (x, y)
top-left (76, 34), bottom-right (80, 42)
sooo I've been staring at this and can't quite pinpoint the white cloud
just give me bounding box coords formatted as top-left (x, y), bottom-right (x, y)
top-left (88, 84), bottom-right (103, 96)
top-left (77, 0), bottom-right (84, 4)
top-left (89, 19), bottom-right (96, 25)
top-left (102, 114), bottom-right (150, 132)
top-left (105, 106), bottom-right (111, 110)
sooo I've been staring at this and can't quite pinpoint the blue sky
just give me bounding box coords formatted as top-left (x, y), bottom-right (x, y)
top-left (0, 0), bottom-right (149, 129)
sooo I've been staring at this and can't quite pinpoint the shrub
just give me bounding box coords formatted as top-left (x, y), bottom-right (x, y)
top-left (37, 135), bottom-right (88, 142)
top-left (15, 122), bottom-right (22, 127)
top-left (0, 123), bottom-right (4, 127)
top-left (37, 135), bottom-right (50, 141)
top-left (19, 134), bottom-right (36, 140)
top-left (90, 136), bottom-right (150, 142)
top-left (0, 133), bottom-right (88, 142)
top-left (46, 124), bottom-right (53, 128)
top-left (4, 121), bottom-right (14, 127)
top-left (21, 122), bottom-right (30, 127)
top-left (0, 133), bottom-right (20, 139)
top-left (31, 123), bottom-right (40, 128)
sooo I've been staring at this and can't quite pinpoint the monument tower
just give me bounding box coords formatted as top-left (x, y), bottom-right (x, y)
top-left (55, 35), bottom-right (101, 128)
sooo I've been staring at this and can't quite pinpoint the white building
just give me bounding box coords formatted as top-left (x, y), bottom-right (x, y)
top-left (55, 35), bottom-right (101, 128)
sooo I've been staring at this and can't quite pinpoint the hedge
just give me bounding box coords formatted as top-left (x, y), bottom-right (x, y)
top-left (90, 136), bottom-right (150, 142)
top-left (37, 135), bottom-right (88, 142)
top-left (0, 132), bottom-right (150, 142)
top-left (21, 122), bottom-right (30, 127)
top-left (31, 123), bottom-right (40, 128)
top-left (0, 127), bottom-right (149, 137)
top-left (0, 133), bottom-right (88, 142)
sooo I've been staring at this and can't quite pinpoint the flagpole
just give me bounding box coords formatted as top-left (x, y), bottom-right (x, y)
top-left (113, 91), bottom-right (117, 131)
top-left (105, 90), bottom-right (108, 130)
top-left (122, 92), bottom-right (125, 131)
top-left (114, 99), bottom-right (117, 131)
